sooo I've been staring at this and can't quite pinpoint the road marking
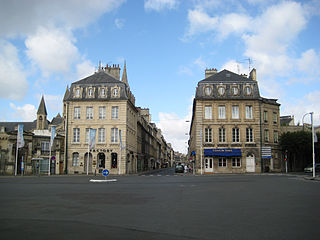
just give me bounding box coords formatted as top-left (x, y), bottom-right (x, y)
top-left (89, 179), bottom-right (117, 183)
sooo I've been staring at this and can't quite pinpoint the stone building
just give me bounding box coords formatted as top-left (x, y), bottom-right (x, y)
top-left (0, 97), bottom-right (64, 175)
top-left (63, 62), bottom-right (172, 175)
top-left (188, 68), bottom-right (281, 174)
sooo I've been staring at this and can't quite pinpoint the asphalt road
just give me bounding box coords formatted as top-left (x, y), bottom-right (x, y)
top-left (0, 171), bottom-right (319, 240)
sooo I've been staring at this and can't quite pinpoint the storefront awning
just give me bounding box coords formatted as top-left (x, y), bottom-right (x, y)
top-left (204, 149), bottom-right (242, 157)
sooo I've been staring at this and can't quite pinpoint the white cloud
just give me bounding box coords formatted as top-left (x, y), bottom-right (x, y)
top-left (156, 112), bottom-right (190, 153)
top-left (156, 99), bottom-right (193, 153)
top-left (282, 90), bottom-right (320, 125)
top-left (9, 103), bottom-right (37, 121)
top-left (0, 0), bottom-right (126, 37)
top-left (0, 0), bottom-right (126, 102)
top-left (297, 49), bottom-right (320, 80)
top-left (115, 18), bottom-right (125, 29)
top-left (0, 41), bottom-right (28, 100)
top-left (144, 0), bottom-right (179, 12)
top-left (221, 60), bottom-right (248, 75)
top-left (186, 9), bottom-right (218, 37)
top-left (25, 27), bottom-right (80, 77)
top-left (76, 60), bottom-right (96, 80)
top-left (217, 13), bottom-right (251, 39)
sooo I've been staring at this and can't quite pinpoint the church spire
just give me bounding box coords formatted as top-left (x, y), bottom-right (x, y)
top-left (36, 95), bottom-right (48, 130)
top-left (63, 85), bottom-right (70, 101)
top-left (121, 60), bottom-right (128, 86)
top-left (37, 95), bottom-right (47, 115)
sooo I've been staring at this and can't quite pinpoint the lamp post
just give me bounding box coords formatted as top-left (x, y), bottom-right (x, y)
top-left (302, 112), bottom-right (316, 178)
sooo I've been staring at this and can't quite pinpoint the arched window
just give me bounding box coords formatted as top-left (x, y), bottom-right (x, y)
top-left (98, 153), bottom-right (105, 168)
top-left (111, 153), bottom-right (117, 168)
top-left (72, 152), bottom-right (79, 167)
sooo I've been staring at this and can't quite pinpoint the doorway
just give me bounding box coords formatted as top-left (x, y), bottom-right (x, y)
top-left (246, 154), bottom-right (255, 172)
top-left (98, 153), bottom-right (106, 169)
top-left (205, 157), bottom-right (213, 173)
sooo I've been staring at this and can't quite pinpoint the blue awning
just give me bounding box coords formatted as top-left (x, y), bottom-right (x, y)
top-left (204, 148), bottom-right (242, 157)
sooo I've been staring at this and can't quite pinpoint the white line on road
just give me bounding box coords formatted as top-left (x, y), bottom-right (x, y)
top-left (89, 179), bottom-right (117, 183)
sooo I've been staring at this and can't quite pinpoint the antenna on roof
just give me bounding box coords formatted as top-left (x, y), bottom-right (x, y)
top-left (235, 61), bottom-right (241, 74)
top-left (245, 58), bottom-right (253, 73)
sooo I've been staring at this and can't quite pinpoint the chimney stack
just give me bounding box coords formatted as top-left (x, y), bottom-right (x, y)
top-left (205, 68), bottom-right (218, 79)
top-left (104, 63), bottom-right (121, 80)
top-left (249, 68), bottom-right (256, 81)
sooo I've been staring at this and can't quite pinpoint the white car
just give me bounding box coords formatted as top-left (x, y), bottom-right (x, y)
top-left (304, 163), bottom-right (320, 173)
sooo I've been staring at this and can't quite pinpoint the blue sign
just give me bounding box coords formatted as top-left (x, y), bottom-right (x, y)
top-left (102, 169), bottom-right (109, 176)
top-left (204, 148), bottom-right (242, 157)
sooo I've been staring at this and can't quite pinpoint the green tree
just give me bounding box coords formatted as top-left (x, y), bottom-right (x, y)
top-left (279, 131), bottom-right (319, 171)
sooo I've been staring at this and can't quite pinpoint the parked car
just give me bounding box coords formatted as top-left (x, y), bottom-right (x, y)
top-left (175, 164), bottom-right (184, 173)
top-left (304, 163), bottom-right (320, 173)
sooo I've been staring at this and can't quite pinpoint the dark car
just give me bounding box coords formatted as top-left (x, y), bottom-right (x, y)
top-left (175, 164), bottom-right (184, 173)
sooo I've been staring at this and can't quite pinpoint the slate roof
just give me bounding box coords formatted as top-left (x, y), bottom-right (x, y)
top-left (199, 69), bottom-right (255, 83)
top-left (37, 96), bottom-right (47, 115)
top-left (65, 71), bottom-right (129, 101)
top-left (51, 113), bottom-right (63, 125)
top-left (0, 120), bottom-right (37, 133)
top-left (196, 69), bottom-right (261, 100)
top-left (73, 71), bottom-right (121, 85)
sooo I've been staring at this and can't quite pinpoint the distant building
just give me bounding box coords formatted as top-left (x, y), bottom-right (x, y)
top-left (63, 62), bottom-right (172, 175)
top-left (0, 97), bottom-right (64, 175)
top-left (188, 68), bottom-right (281, 174)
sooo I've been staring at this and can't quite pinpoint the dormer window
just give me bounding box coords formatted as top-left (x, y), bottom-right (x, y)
top-left (75, 88), bottom-right (80, 97)
top-left (113, 88), bottom-right (118, 96)
top-left (204, 86), bottom-right (212, 96)
top-left (101, 88), bottom-right (106, 97)
top-left (232, 86), bottom-right (239, 95)
top-left (218, 86), bottom-right (225, 96)
top-left (245, 86), bottom-right (252, 95)
top-left (111, 87), bottom-right (120, 98)
top-left (88, 88), bottom-right (93, 97)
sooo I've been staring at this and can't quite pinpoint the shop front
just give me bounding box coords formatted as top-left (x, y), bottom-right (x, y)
top-left (203, 149), bottom-right (243, 173)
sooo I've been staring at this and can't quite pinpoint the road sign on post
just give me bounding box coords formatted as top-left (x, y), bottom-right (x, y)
top-left (102, 169), bottom-right (109, 176)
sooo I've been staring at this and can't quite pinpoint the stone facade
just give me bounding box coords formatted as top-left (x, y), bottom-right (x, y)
top-left (0, 97), bottom-right (64, 175)
top-left (63, 63), bottom-right (172, 175)
top-left (188, 68), bottom-right (281, 174)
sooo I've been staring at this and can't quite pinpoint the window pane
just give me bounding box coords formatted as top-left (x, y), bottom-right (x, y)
top-left (86, 128), bottom-right (89, 143)
top-left (232, 106), bottom-right (239, 119)
top-left (218, 106), bottom-right (225, 119)
top-left (219, 128), bottom-right (225, 142)
top-left (112, 106), bottom-right (119, 119)
top-left (99, 107), bottom-right (106, 119)
top-left (205, 128), bottom-right (212, 143)
top-left (73, 128), bottom-right (80, 143)
top-left (204, 106), bottom-right (212, 119)
top-left (72, 153), bottom-right (79, 167)
top-left (246, 106), bottom-right (253, 119)
top-left (86, 107), bottom-right (93, 119)
top-left (74, 107), bottom-right (80, 119)
top-left (98, 128), bottom-right (105, 143)
top-left (273, 113), bottom-right (277, 123)
top-left (111, 128), bottom-right (118, 143)
top-left (233, 128), bottom-right (240, 142)
top-left (246, 128), bottom-right (253, 142)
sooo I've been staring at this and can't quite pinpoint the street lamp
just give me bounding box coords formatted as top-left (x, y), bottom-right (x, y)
top-left (302, 112), bottom-right (316, 178)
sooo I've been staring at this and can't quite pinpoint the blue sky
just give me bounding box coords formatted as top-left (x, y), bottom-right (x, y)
top-left (1, 0), bottom-right (320, 153)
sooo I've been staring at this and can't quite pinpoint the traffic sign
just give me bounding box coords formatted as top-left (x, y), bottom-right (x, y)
top-left (51, 156), bottom-right (56, 161)
top-left (102, 169), bottom-right (109, 176)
